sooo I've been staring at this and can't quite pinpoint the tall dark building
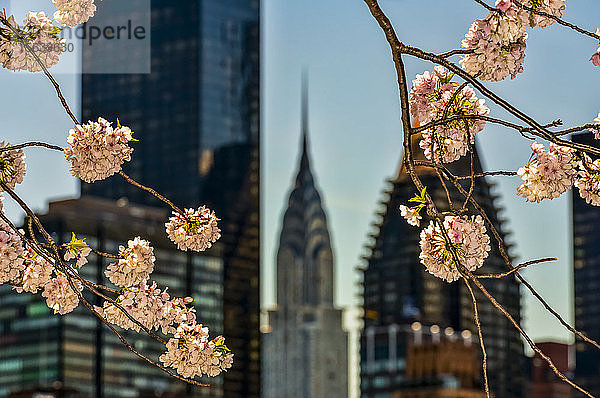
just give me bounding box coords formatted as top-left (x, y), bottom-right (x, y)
top-left (359, 136), bottom-right (525, 398)
top-left (572, 132), bottom-right (600, 396)
top-left (262, 83), bottom-right (348, 398)
top-left (0, 1), bottom-right (259, 397)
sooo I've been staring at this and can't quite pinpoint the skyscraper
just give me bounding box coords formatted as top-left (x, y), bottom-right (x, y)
top-left (572, 132), bottom-right (600, 395)
top-left (0, 1), bottom-right (258, 397)
top-left (262, 82), bottom-right (348, 398)
top-left (79, 1), bottom-right (260, 397)
top-left (359, 136), bottom-right (525, 398)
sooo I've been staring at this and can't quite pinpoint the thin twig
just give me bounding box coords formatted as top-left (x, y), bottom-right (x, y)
top-left (463, 277), bottom-right (490, 398)
top-left (476, 257), bottom-right (557, 279)
top-left (118, 171), bottom-right (184, 215)
top-left (0, 141), bottom-right (63, 152)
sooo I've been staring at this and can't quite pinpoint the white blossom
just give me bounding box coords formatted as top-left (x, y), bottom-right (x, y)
top-left (105, 237), bottom-right (155, 288)
top-left (165, 207), bottom-right (221, 252)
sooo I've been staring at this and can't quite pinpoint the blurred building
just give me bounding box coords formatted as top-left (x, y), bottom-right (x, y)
top-left (0, 1), bottom-right (260, 396)
top-left (389, 323), bottom-right (487, 398)
top-left (79, 1), bottom-right (260, 397)
top-left (359, 135), bottom-right (525, 398)
top-left (572, 132), bottom-right (600, 396)
top-left (529, 342), bottom-right (573, 398)
top-left (262, 84), bottom-right (348, 398)
top-left (8, 381), bottom-right (79, 398)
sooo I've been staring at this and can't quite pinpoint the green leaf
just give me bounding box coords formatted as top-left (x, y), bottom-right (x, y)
top-left (65, 232), bottom-right (89, 252)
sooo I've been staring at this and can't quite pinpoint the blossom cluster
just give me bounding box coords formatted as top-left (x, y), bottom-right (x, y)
top-left (98, 280), bottom-right (196, 334)
top-left (575, 154), bottom-right (600, 207)
top-left (591, 29), bottom-right (600, 68)
top-left (517, 142), bottom-right (577, 202)
top-left (0, 221), bottom-right (26, 285)
top-left (53, 0), bottom-right (96, 27)
top-left (0, 142), bottom-right (26, 192)
top-left (64, 117), bottom-right (134, 183)
top-left (160, 323), bottom-right (234, 378)
top-left (42, 272), bottom-right (83, 315)
top-left (17, 247), bottom-right (54, 294)
top-left (419, 215), bottom-right (491, 282)
top-left (165, 207), bottom-right (221, 252)
top-left (409, 66), bottom-right (489, 163)
top-left (400, 205), bottom-right (422, 227)
top-left (460, 0), bottom-right (565, 81)
top-left (105, 237), bottom-right (155, 288)
top-left (0, 11), bottom-right (63, 72)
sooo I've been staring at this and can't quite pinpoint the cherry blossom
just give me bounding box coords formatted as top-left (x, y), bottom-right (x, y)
top-left (575, 154), bottom-right (600, 206)
top-left (105, 237), bottom-right (155, 288)
top-left (160, 322), bottom-right (234, 378)
top-left (165, 207), bottom-right (221, 252)
top-left (419, 215), bottom-right (491, 282)
top-left (592, 112), bottom-right (600, 139)
top-left (0, 222), bottom-right (26, 285)
top-left (53, 0), bottom-right (97, 27)
top-left (460, 17), bottom-right (527, 81)
top-left (0, 141), bottom-right (26, 192)
top-left (400, 205), bottom-right (422, 227)
top-left (591, 29), bottom-right (600, 67)
top-left (0, 11), bottom-right (63, 72)
top-left (99, 280), bottom-right (196, 334)
top-left (410, 67), bottom-right (489, 163)
top-left (15, 247), bottom-right (54, 294)
top-left (517, 142), bottom-right (577, 202)
top-left (64, 117), bottom-right (134, 183)
top-left (42, 273), bottom-right (83, 315)
top-left (522, 0), bottom-right (565, 29)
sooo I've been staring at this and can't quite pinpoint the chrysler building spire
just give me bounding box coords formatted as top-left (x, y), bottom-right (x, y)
top-left (263, 75), bottom-right (348, 398)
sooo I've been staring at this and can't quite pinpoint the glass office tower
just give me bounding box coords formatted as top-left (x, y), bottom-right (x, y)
top-left (572, 132), bottom-right (600, 396)
top-left (79, 1), bottom-right (260, 398)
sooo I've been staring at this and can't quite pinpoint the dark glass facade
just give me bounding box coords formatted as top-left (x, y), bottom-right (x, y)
top-left (359, 137), bottom-right (525, 398)
top-left (572, 132), bottom-right (600, 396)
top-left (79, 1), bottom-right (260, 397)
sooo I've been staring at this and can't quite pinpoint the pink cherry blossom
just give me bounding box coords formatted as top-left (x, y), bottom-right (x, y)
top-left (99, 280), bottom-right (196, 334)
top-left (15, 246), bottom-right (54, 294)
top-left (64, 117), bottom-right (134, 183)
top-left (419, 215), bottom-right (491, 282)
top-left (0, 141), bottom-right (26, 192)
top-left (160, 322), bottom-right (234, 378)
top-left (53, 0), bottom-right (96, 26)
top-left (410, 67), bottom-right (489, 163)
top-left (517, 142), bottom-right (577, 202)
top-left (460, 17), bottom-right (527, 81)
top-left (42, 273), bottom-right (83, 315)
top-left (400, 205), bottom-right (422, 227)
top-left (105, 237), bottom-right (155, 288)
top-left (575, 154), bottom-right (600, 206)
top-left (0, 11), bottom-right (63, 72)
top-left (523, 0), bottom-right (565, 29)
top-left (165, 207), bottom-right (221, 252)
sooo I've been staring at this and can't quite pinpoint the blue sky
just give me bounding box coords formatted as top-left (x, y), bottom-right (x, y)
top-left (2, 0), bottom-right (600, 345)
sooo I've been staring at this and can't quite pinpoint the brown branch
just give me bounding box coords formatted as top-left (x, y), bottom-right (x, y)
top-left (464, 277), bottom-right (490, 398)
top-left (438, 48), bottom-right (474, 58)
top-left (118, 171), bottom-right (184, 215)
top-left (476, 257), bottom-right (557, 279)
top-left (0, 141), bottom-right (63, 152)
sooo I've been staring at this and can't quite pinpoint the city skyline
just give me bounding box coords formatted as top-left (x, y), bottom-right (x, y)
top-left (1, 0), bottom-right (599, 348)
